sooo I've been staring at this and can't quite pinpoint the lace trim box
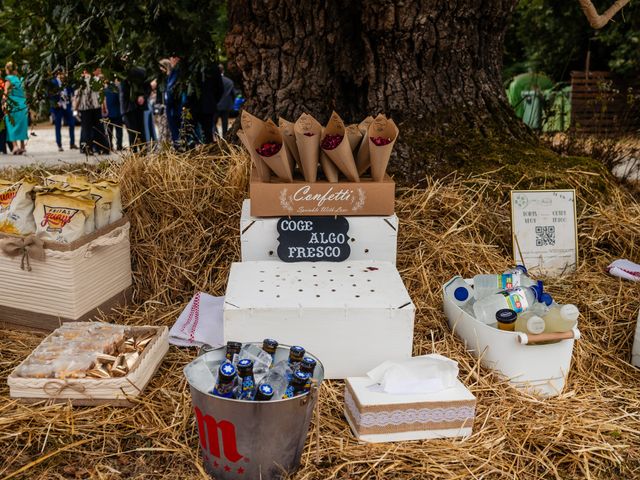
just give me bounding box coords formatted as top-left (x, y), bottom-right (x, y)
top-left (344, 377), bottom-right (476, 439)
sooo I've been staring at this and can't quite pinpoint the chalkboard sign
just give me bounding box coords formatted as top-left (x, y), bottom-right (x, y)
top-left (277, 216), bottom-right (350, 262)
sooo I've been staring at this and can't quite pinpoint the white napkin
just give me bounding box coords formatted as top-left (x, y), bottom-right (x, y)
top-left (169, 292), bottom-right (225, 347)
top-left (366, 354), bottom-right (459, 395)
top-left (607, 259), bottom-right (640, 282)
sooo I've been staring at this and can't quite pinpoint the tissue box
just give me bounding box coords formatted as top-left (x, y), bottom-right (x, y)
top-left (344, 377), bottom-right (476, 443)
top-left (240, 199), bottom-right (398, 264)
top-left (223, 260), bottom-right (415, 379)
top-left (0, 218), bottom-right (132, 332)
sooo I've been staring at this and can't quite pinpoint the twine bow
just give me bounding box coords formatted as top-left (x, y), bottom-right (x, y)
top-left (0, 234), bottom-right (45, 271)
top-left (43, 380), bottom-right (87, 398)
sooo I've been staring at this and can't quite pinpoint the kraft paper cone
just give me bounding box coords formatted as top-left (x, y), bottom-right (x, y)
top-left (356, 116), bottom-right (375, 175)
top-left (238, 130), bottom-right (271, 182)
top-left (278, 117), bottom-right (301, 173)
top-left (253, 119), bottom-right (295, 182)
top-left (293, 113), bottom-right (322, 182)
top-left (321, 111), bottom-right (359, 182)
top-left (346, 124), bottom-right (363, 152)
top-left (319, 127), bottom-right (340, 183)
top-left (240, 111), bottom-right (271, 182)
top-left (368, 114), bottom-right (399, 182)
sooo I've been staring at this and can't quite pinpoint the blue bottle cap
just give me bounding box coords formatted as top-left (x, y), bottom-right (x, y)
top-left (294, 370), bottom-right (310, 381)
top-left (290, 346), bottom-right (305, 355)
top-left (258, 384), bottom-right (273, 396)
top-left (515, 265), bottom-right (528, 274)
top-left (219, 362), bottom-right (236, 377)
top-left (454, 286), bottom-right (469, 302)
top-left (302, 356), bottom-right (317, 366)
top-left (238, 359), bottom-right (253, 368)
top-left (541, 293), bottom-right (553, 306)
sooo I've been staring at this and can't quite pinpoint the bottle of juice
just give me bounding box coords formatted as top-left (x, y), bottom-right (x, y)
top-left (542, 304), bottom-right (579, 333)
top-left (515, 311), bottom-right (546, 334)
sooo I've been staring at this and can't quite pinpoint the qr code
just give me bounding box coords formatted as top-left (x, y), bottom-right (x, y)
top-left (535, 225), bottom-right (556, 246)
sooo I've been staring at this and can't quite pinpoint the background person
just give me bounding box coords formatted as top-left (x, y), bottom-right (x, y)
top-left (3, 62), bottom-right (29, 155)
top-left (104, 78), bottom-right (123, 151)
top-left (164, 55), bottom-right (183, 146)
top-left (75, 68), bottom-right (109, 154)
top-left (119, 65), bottom-right (150, 151)
top-left (49, 69), bottom-right (77, 152)
top-left (214, 64), bottom-right (236, 139)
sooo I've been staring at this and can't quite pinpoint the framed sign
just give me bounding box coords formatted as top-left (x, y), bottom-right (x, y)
top-left (510, 189), bottom-right (578, 276)
top-left (277, 216), bottom-right (350, 262)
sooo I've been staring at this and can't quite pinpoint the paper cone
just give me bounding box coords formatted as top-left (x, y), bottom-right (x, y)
top-left (368, 114), bottom-right (399, 182)
top-left (253, 119), bottom-right (295, 182)
top-left (319, 152), bottom-right (340, 183)
top-left (240, 111), bottom-right (271, 182)
top-left (238, 130), bottom-right (271, 182)
top-left (321, 111), bottom-right (359, 182)
top-left (278, 117), bottom-right (301, 174)
top-left (293, 113), bottom-right (322, 182)
top-left (346, 124), bottom-right (363, 152)
top-left (356, 116), bottom-right (375, 175)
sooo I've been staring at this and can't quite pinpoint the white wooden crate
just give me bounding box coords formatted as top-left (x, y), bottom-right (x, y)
top-left (223, 260), bottom-right (415, 379)
top-left (240, 200), bottom-right (398, 264)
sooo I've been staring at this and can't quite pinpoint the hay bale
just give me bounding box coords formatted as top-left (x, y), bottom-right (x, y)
top-left (1, 147), bottom-right (639, 479)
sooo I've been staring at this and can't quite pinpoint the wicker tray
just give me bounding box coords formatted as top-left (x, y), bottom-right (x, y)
top-left (7, 323), bottom-right (169, 406)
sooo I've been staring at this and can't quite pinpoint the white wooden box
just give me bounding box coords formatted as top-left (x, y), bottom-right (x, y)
top-left (0, 218), bottom-right (132, 331)
top-left (240, 199), bottom-right (398, 264)
top-left (223, 261), bottom-right (415, 379)
top-left (344, 376), bottom-right (476, 443)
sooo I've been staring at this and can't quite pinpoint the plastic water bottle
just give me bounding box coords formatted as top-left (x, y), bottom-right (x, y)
top-left (445, 277), bottom-right (474, 309)
top-left (473, 267), bottom-right (536, 300)
top-left (473, 284), bottom-right (543, 325)
top-left (542, 304), bottom-right (579, 333)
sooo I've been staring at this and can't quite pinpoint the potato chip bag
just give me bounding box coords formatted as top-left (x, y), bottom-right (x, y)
top-left (0, 178), bottom-right (37, 235)
top-left (94, 180), bottom-right (122, 224)
top-left (34, 186), bottom-right (96, 243)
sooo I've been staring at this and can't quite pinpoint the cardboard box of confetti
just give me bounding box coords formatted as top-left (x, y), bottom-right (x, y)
top-left (7, 322), bottom-right (169, 406)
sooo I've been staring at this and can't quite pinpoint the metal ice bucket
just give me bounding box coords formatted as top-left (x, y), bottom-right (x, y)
top-left (185, 343), bottom-right (324, 480)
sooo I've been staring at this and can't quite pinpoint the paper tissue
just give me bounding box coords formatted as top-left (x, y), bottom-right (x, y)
top-left (344, 354), bottom-right (476, 443)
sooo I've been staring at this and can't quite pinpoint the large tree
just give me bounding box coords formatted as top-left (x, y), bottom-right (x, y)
top-left (226, 0), bottom-right (632, 183)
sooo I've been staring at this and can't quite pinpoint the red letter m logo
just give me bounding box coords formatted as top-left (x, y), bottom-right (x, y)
top-left (194, 407), bottom-right (244, 463)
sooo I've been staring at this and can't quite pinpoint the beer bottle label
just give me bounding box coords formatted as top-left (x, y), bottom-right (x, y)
top-left (238, 377), bottom-right (256, 400)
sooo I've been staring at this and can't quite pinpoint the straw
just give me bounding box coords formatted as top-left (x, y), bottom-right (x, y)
top-left (1, 148), bottom-right (640, 479)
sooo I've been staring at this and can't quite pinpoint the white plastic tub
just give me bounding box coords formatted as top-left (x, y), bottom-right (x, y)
top-left (443, 276), bottom-right (579, 397)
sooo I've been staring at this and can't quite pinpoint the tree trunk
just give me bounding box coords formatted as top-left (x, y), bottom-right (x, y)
top-left (226, 0), bottom-right (528, 184)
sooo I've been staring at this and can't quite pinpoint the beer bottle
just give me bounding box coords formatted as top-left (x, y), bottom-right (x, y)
top-left (225, 341), bottom-right (242, 362)
top-left (300, 356), bottom-right (317, 390)
top-left (282, 370), bottom-right (311, 399)
top-left (212, 362), bottom-right (237, 399)
top-left (262, 338), bottom-right (278, 365)
top-left (236, 359), bottom-right (256, 400)
top-left (254, 383), bottom-right (274, 401)
top-left (288, 346), bottom-right (305, 369)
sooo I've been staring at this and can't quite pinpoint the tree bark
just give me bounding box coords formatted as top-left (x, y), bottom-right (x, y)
top-left (226, 0), bottom-right (527, 184)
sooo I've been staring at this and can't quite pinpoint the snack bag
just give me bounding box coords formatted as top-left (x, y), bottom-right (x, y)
top-left (293, 113), bottom-right (322, 182)
top-left (321, 111), bottom-right (359, 182)
top-left (278, 117), bottom-right (302, 173)
top-left (367, 114), bottom-right (399, 181)
top-left (93, 180), bottom-right (122, 226)
top-left (355, 116), bottom-right (375, 175)
top-left (240, 111), bottom-right (271, 182)
top-left (0, 178), bottom-right (37, 235)
top-left (34, 186), bottom-right (96, 243)
top-left (253, 118), bottom-right (295, 182)
top-left (43, 174), bottom-right (88, 188)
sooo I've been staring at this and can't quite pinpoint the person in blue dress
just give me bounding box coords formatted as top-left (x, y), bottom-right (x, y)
top-left (3, 62), bottom-right (29, 155)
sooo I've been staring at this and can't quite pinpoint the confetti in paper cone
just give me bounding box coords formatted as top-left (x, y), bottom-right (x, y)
top-left (293, 113), bottom-right (322, 182)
